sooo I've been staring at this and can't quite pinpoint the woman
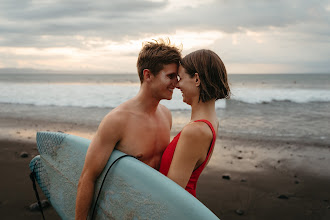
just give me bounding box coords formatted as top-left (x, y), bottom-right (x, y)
top-left (159, 49), bottom-right (230, 197)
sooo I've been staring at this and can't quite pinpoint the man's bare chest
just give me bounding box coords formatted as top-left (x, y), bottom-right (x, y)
top-left (115, 120), bottom-right (170, 160)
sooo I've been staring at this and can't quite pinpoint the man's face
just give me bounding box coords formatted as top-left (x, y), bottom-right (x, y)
top-left (151, 63), bottom-right (178, 100)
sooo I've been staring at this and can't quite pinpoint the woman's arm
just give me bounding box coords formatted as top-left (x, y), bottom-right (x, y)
top-left (166, 123), bottom-right (212, 188)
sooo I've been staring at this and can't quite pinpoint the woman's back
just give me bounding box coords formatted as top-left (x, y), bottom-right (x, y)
top-left (159, 119), bottom-right (216, 197)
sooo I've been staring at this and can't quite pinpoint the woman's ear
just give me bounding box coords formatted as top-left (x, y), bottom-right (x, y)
top-left (195, 73), bottom-right (201, 87)
top-left (143, 69), bottom-right (152, 82)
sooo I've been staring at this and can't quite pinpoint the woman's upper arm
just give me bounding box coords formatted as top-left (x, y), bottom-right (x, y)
top-left (166, 124), bottom-right (210, 188)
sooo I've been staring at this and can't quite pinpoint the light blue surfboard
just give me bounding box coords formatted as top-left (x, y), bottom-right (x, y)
top-left (29, 131), bottom-right (219, 220)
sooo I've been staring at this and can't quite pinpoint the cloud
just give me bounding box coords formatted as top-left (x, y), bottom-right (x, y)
top-left (0, 0), bottom-right (329, 73)
top-left (1, 0), bottom-right (329, 46)
top-left (0, 0), bottom-right (168, 43)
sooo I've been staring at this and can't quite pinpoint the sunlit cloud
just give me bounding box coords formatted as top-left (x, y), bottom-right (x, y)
top-left (165, 0), bottom-right (214, 10)
top-left (326, 4), bottom-right (330, 11)
top-left (229, 28), bottom-right (265, 46)
top-left (0, 29), bottom-right (225, 72)
top-left (137, 30), bottom-right (223, 51)
top-left (149, 0), bottom-right (213, 9)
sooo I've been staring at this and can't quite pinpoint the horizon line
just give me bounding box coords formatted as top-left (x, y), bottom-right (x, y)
top-left (0, 68), bottom-right (329, 75)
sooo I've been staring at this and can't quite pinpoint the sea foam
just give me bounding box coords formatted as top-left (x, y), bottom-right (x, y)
top-left (0, 83), bottom-right (329, 110)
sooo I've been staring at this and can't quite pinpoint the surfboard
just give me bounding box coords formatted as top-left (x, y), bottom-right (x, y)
top-left (29, 131), bottom-right (220, 220)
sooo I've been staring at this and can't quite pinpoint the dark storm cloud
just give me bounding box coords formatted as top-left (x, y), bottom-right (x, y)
top-left (1, 0), bottom-right (165, 20)
top-left (0, 0), bottom-right (329, 48)
top-left (0, 0), bottom-right (168, 46)
top-left (169, 0), bottom-right (330, 32)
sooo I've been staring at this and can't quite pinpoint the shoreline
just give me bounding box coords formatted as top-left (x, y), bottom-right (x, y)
top-left (1, 103), bottom-right (330, 219)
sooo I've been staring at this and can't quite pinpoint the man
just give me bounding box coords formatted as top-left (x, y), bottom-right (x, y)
top-left (75, 39), bottom-right (181, 219)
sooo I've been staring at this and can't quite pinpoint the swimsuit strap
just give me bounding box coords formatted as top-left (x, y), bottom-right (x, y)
top-left (193, 119), bottom-right (216, 154)
top-left (193, 119), bottom-right (216, 140)
top-left (190, 119), bottom-right (216, 171)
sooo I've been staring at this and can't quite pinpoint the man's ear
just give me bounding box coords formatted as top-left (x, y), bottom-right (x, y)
top-left (143, 69), bottom-right (153, 82)
top-left (195, 73), bottom-right (201, 87)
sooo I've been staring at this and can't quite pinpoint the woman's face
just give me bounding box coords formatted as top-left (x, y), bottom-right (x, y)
top-left (176, 66), bottom-right (199, 105)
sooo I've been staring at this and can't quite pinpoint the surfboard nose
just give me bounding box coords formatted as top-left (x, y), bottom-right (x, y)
top-left (36, 131), bottom-right (68, 157)
top-left (29, 155), bottom-right (41, 173)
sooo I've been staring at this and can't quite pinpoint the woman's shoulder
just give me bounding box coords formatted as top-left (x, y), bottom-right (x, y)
top-left (181, 121), bottom-right (213, 142)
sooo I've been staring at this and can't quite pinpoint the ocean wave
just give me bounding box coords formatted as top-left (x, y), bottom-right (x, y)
top-left (230, 88), bottom-right (330, 104)
top-left (0, 83), bottom-right (329, 110)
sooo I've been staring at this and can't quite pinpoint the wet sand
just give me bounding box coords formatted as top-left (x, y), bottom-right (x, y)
top-left (0, 139), bottom-right (60, 219)
top-left (198, 137), bottom-right (330, 220)
top-left (1, 103), bottom-right (330, 219)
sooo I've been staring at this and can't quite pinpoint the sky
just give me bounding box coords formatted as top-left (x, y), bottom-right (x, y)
top-left (0, 0), bottom-right (329, 74)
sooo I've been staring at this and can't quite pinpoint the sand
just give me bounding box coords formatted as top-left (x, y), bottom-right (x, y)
top-left (1, 103), bottom-right (330, 220)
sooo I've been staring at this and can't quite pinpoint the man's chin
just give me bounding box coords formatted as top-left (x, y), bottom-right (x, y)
top-left (164, 97), bottom-right (172, 100)
top-left (163, 94), bottom-right (173, 100)
top-left (165, 92), bottom-right (174, 100)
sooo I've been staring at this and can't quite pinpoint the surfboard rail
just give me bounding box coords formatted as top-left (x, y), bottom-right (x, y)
top-left (29, 131), bottom-right (220, 220)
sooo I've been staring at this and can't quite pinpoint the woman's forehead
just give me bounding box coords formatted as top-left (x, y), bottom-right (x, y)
top-left (178, 66), bottom-right (186, 74)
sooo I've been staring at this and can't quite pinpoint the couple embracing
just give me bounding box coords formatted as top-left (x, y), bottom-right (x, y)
top-left (75, 39), bottom-right (231, 219)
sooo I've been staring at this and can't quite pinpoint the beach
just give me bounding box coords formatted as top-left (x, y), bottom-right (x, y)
top-left (1, 73), bottom-right (330, 219)
top-left (1, 100), bottom-right (330, 220)
top-left (1, 0), bottom-right (329, 218)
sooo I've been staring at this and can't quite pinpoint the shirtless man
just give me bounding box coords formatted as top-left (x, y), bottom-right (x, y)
top-left (75, 39), bottom-right (181, 219)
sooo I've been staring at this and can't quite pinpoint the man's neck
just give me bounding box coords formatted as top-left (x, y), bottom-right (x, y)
top-left (134, 87), bottom-right (160, 114)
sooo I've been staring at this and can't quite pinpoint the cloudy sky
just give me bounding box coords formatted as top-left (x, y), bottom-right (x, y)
top-left (0, 0), bottom-right (329, 74)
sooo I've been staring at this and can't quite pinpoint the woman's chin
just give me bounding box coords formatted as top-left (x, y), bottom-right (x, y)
top-left (182, 98), bottom-right (192, 106)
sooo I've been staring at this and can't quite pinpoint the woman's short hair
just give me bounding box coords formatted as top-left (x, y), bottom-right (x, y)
top-left (137, 38), bottom-right (182, 83)
top-left (181, 49), bottom-right (231, 102)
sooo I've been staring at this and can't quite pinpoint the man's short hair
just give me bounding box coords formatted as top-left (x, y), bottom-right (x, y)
top-left (137, 38), bottom-right (182, 83)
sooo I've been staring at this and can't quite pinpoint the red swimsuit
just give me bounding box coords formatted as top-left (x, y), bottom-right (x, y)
top-left (159, 119), bottom-right (216, 197)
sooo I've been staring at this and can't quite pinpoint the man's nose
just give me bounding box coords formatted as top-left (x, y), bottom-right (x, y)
top-left (173, 77), bottom-right (178, 86)
top-left (176, 82), bottom-right (180, 89)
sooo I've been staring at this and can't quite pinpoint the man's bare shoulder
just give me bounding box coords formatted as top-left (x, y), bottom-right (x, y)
top-left (102, 104), bottom-right (134, 125)
top-left (97, 102), bottom-right (127, 128)
top-left (158, 103), bottom-right (170, 113)
top-left (158, 104), bottom-right (171, 119)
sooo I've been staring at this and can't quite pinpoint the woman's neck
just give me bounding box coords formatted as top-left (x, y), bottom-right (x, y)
top-left (190, 99), bottom-right (216, 121)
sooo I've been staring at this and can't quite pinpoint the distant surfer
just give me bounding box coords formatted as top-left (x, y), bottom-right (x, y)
top-left (75, 39), bottom-right (182, 220)
top-left (159, 49), bottom-right (231, 197)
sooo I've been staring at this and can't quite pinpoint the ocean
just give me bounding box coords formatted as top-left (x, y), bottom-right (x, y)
top-left (0, 73), bottom-right (329, 109)
top-left (0, 73), bottom-right (329, 144)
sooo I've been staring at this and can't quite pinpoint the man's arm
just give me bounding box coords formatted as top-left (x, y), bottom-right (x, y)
top-left (75, 112), bottom-right (123, 220)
